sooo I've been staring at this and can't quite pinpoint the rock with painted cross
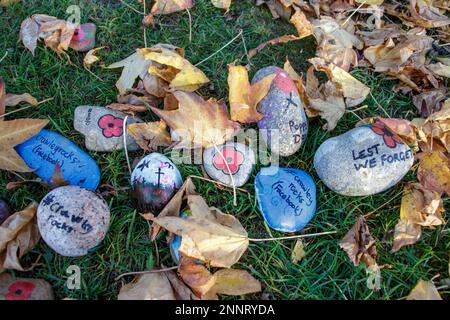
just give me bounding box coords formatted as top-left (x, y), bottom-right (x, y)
top-left (251, 66), bottom-right (308, 157)
top-left (202, 142), bottom-right (255, 187)
top-left (69, 23), bottom-right (96, 52)
top-left (37, 185), bottom-right (111, 257)
top-left (15, 129), bottom-right (100, 190)
top-left (131, 153), bottom-right (183, 213)
top-left (255, 166), bottom-right (317, 232)
top-left (314, 122), bottom-right (414, 196)
top-left (74, 105), bottom-right (142, 152)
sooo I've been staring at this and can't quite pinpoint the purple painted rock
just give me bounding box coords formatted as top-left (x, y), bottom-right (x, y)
top-left (131, 153), bottom-right (183, 213)
top-left (37, 186), bottom-right (110, 257)
top-left (0, 274), bottom-right (54, 300)
top-left (69, 23), bottom-right (96, 52)
top-left (252, 66), bottom-right (308, 157)
top-left (0, 199), bottom-right (11, 225)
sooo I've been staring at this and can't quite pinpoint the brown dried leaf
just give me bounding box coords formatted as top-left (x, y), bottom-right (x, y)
top-left (391, 220), bottom-right (422, 253)
top-left (412, 89), bottom-right (447, 118)
top-left (49, 162), bottom-right (69, 188)
top-left (409, 0), bottom-right (450, 29)
top-left (151, 91), bottom-right (240, 149)
top-left (83, 47), bottom-right (105, 69)
top-left (5, 93), bottom-right (39, 107)
top-left (151, 195), bottom-right (248, 268)
top-left (127, 121), bottom-right (172, 152)
top-left (118, 272), bottom-right (177, 300)
top-left (150, 0), bottom-right (194, 15)
top-left (106, 103), bottom-right (148, 115)
top-left (339, 216), bottom-right (377, 267)
top-left (291, 239), bottom-right (305, 264)
top-left (290, 6), bottom-right (313, 39)
top-left (228, 64), bottom-right (275, 123)
top-left (179, 256), bottom-right (216, 298)
top-left (0, 118), bottom-right (49, 172)
top-left (0, 202), bottom-right (40, 273)
top-left (406, 280), bottom-right (442, 300)
top-left (416, 149), bottom-right (450, 196)
top-left (375, 117), bottom-right (416, 144)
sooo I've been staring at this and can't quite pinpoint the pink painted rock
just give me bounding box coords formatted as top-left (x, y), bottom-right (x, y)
top-left (0, 274), bottom-right (54, 300)
top-left (69, 23), bottom-right (96, 52)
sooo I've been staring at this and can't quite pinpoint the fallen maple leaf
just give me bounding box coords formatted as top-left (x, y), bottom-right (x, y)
top-left (291, 239), bottom-right (305, 264)
top-left (139, 47), bottom-right (209, 92)
top-left (5, 93), bottom-right (39, 107)
top-left (339, 216), bottom-right (377, 267)
top-left (227, 64), bottom-right (275, 123)
top-left (127, 121), bottom-right (172, 152)
top-left (0, 202), bottom-right (40, 273)
top-left (83, 47), bottom-right (105, 69)
top-left (0, 118), bottom-right (49, 172)
top-left (406, 279), bottom-right (442, 300)
top-left (151, 194), bottom-right (249, 268)
top-left (151, 91), bottom-right (240, 149)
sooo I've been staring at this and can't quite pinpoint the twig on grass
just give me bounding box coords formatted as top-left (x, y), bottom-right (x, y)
top-left (195, 29), bottom-right (243, 67)
top-left (123, 116), bottom-right (133, 176)
top-left (248, 231), bottom-right (337, 242)
top-left (119, 0), bottom-right (145, 15)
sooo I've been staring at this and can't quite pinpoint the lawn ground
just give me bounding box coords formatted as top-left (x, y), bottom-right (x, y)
top-left (0, 0), bottom-right (448, 300)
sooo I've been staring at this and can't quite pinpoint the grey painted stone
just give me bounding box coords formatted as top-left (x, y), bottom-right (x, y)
top-left (252, 66), bottom-right (308, 157)
top-left (74, 105), bottom-right (141, 152)
top-left (37, 186), bottom-right (110, 257)
top-left (69, 23), bottom-right (96, 52)
top-left (131, 153), bottom-right (183, 213)
top-left (203, 142), bottom-right (255, 187)
top-left (314, 123), bottom-right (414, 196)
top-left (0, 274), bottom-right (54, 300)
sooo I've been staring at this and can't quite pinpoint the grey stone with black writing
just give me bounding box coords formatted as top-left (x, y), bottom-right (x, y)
top-left (314, 124), bottom-right (414, 196)
top-left (37, 185), bottom-right (110, 257)
top-left (74, 106), bottom-right (142, 152)
top-left (203, 142), bottom-right (255, 187)
top-left (251, 66), bottom-right (308, 157)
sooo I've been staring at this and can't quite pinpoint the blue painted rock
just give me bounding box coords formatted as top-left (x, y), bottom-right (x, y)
top-left (169, 211), bottom-right (190, 264)
top-left (0, 199), bottom-right (10, 225)
top-left (203, 142), bottom-right (255, 187)
top-left (69, 23), bottom-right (96, 52)
top-left (15, 129), bottom-right (100, 191)
top-left (37, 186), bottom-right (110, 257)
top-left (252, 66), bottom-right (308, 157)
top-left (314, 123), bottom-right (414, 196)
top-left (131, 153), bottom-right (183, 213)
top-left (255, 167), bottom-right (317, 232)
top-left (74, 105), bottom-right (141, 152)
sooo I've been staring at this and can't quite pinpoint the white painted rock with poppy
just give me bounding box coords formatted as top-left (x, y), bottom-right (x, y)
top-left (0, 274), bottom-right (54, 300)
top-left (252, 66), bottom-right (308, 157)
top-left (203, 142), bottom-right (255, 187)
top-left (314, 123), bottom-right (414, 196)
top-left (74, 106), bottom-right (141, 152)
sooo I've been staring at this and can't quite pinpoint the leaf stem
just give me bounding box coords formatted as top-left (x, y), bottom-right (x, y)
top-left (123, 116), bottom-right (132, 176)
top-left (249, 231), bottom-right (337, 242)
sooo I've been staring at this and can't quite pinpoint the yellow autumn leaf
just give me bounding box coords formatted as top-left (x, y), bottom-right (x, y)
top-left (290, 6), bottom-right (313, 39)
top-left (211, 0), bottom-right (232, 11)
top-left (407, 280), bottom-right (442, 300)
top-left (139, 47), bottom-right (209, 92)
top-left (228, 64), bottom-right (275, 123)
top-left (291, 239), bottom-right (305, 264)
top-left (83, 47), bottom-right (105, 69)
top-left (417, 150), bottom-right (450, 196)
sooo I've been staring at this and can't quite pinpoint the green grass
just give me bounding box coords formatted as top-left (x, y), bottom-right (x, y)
top-left (0, 0), bottom-right (448, 300)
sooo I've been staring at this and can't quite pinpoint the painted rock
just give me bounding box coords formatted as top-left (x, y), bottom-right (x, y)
top-left (0, 199), bottom-right (10, 225)
top-left (169, 211), bottom-right (190, 264)
top-left (37, 185), bottom-right (110, 257)
top-left (314, 123), bottom-right (414, 196)
top-left (0, 274), bottom-right (54, 300)
top-left (131, 153), bottom-right (183, 213)
top-left (255, 167), bottom-right (317, 232)
top-left (74, 105), bottom-right (141, 152)
top-left (16, 129), bottom-right (100, 191)
top-left (203, 142), bottom-right (255, 187)
top-left (252, 66), bottom-right (308, 157)
top-left (69, 23), bottom-right (96, 52)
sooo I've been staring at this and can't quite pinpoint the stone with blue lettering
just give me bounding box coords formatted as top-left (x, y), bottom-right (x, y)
top-left (314, 123), bottom-right (414, 196)
top-left (255, 167), bottom-right (317, 232)
top-left (15, 129), bottom-right (100, 190)
top-left (74, 106), bottom-right (142, 152)
top-left (251, 66), bottom-right (308, 157)
top-left (37, 186), bottom-right (110, 257)
top-left (131, 153), bottom-right (183, 213)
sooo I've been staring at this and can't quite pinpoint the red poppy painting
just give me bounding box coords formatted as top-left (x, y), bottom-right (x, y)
top-left (213, 146), bottom-right (244, 175)
top-left (98, 114), bottom-right (124, 138)
top-left (273, 69), bottom-right (298, 96)
top-left (5, 281), bottom-right (36, 300)
top-left (370, 122), bottom-right (404, 148)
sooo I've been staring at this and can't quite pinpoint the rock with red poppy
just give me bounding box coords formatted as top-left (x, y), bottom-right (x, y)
top-left (314, 123), bottom-right (414, 196)
top-left (0, 198), bottom-right (11, 225)
top-left (0, 273), bottom-right (54, 300)
top-left (74, 106), bottom-right (141, 152)
top-left (69, 23), bottom-right (96, 52)
top-left (131, 153), bottom-right (183, 213)
top-left (252, 66), bottom-right (308, 157)
top-left (37, 186), bottom-right (110, 257)
top-left (203, 142), bottom-right (255, 187)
